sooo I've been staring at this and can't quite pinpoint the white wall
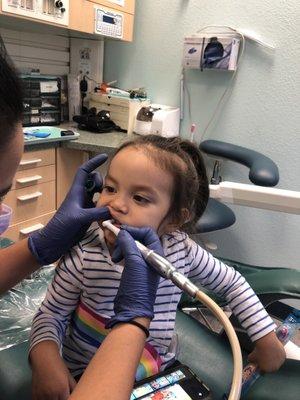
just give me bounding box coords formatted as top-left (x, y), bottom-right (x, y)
top-left (104, 0), bottom-right (300, 268)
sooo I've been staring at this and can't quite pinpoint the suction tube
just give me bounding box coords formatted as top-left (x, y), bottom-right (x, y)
top-left (102, 220), bottom-right (243, 400)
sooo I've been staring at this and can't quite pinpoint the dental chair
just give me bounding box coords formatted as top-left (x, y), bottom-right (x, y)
top-left (176, 140), bottom-right (300, 399)
top-left (0, 142), bottom-right (299, 399)
top-left (180, 140), bottom-right (300, 318)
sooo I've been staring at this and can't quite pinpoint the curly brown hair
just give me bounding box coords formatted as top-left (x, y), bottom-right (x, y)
top-left (0, 36), bottom-right (23, 150)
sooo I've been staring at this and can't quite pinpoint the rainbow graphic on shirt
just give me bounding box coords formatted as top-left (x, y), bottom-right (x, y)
top-left (72, 301), bottom-right (162, 380)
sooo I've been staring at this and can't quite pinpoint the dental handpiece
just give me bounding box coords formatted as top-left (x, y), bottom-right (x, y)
top-left (102, 220), bottom-right (199, 298)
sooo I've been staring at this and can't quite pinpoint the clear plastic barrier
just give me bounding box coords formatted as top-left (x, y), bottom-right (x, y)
top-left (0, 265), bottom-right (55, 351)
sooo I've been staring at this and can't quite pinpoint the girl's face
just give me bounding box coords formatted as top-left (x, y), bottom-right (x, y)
top-left (97, 147), bottom-right (175, 249)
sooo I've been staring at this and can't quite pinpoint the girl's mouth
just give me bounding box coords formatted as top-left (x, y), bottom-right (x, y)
top-left (113, 220), bottom-right (121, 228)
top-left (102, 219), bottom-right (122, 235)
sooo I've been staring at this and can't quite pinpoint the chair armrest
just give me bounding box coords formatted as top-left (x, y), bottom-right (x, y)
top-left (200, 140), bottom-right (279, 187)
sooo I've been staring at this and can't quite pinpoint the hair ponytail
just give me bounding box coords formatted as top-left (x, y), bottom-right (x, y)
top-left (179, 141), bottom-right (209, 228)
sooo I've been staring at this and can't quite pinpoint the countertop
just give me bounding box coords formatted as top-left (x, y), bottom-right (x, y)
top-left (60, 123), bottom-right (131, 154)
top-left (24, 122), bottom-right (135, 154)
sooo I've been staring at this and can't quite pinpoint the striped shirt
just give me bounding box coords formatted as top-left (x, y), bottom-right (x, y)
top-left (30, 225), bottom-right (275, 380)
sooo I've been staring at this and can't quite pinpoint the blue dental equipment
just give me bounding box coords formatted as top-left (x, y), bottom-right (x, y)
top-left (23, 130), bottom-right (51, 138)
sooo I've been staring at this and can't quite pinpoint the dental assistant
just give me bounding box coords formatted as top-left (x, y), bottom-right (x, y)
top-left (0, 50), bottom-right (161, 400)
top-left (0, 50), bottom-right (110, 295)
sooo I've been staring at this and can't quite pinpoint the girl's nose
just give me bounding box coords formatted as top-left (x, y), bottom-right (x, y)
top-left (109, 194), bottom-right (129, 214)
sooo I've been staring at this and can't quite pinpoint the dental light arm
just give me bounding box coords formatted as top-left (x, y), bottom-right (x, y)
top-left (102, 220), bottom-right (243, 400)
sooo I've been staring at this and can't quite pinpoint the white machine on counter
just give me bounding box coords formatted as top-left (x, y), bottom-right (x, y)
top-left (134, 104), bottom-right (180, 137)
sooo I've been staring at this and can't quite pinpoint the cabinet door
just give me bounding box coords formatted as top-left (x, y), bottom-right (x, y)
top-left (56, 148), bottom-right (87, 207)
top-left (69, 0), bottom-right (134, 41)
top-left (6, 181), bottom-right (56, 224)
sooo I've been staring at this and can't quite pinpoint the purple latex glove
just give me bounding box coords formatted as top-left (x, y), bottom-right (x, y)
top-left (106, 226), bottom-right (164, 328)
top-left (28, 154), bottom-right (111, 265)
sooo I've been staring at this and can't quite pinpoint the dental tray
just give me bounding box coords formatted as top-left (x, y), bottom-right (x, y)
top-left (23, 126), bottom-right (80, 145)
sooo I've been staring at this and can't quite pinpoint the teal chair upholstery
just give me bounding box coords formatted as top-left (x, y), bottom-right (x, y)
top-left (175, 310), bottom-right (300, 400)
top-left (179, 259), bottom-right (300, 311)
top-left (0, 341), bottom-right (31, 400)
top-left (0, 311), bottom-right (299, 400)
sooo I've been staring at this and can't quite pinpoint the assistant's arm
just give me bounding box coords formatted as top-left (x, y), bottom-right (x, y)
top-left (0, 238), bottom-right (39, 295)
top-left (70, 318), bottom-right (150, 400)
top-left (0, 154), bottom-right (109, 295)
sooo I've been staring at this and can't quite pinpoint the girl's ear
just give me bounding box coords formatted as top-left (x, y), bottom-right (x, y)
top-left (163, 208), bottom-right (191, 233)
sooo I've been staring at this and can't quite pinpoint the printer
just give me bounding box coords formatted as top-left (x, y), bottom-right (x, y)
top-left (134, 104), bottom-right (180, 137)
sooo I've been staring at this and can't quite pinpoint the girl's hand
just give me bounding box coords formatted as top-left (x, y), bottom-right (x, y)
top-left (32, 361), bottom-right (76, 400)
top-left (248, 331), bottom-right (286, 373)
top-left (30, 341), bottom-right (76, 400)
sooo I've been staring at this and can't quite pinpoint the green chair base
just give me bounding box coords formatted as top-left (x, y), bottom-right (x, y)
top-left (0, 341), bottom-right (31, 400)
top-left (175, 310), bottom-right (300, 400)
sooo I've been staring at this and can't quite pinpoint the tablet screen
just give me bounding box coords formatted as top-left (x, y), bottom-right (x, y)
top-left (131, 368), bottom-right (209, 399)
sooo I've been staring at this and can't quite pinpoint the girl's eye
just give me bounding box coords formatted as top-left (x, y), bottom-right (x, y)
top-left (103, 185), bottom-right (116, 193)
top-left (133, 194), bottom-right (150, 204)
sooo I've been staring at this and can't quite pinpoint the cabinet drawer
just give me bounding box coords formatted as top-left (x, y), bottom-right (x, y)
top-left (5, 181), bottom-right (56, 224)
top-left (12, 165), bottom-right (56, 190)
top-left (90, 93), bottom-right (130, 108)
top-left (5, 212), bottom-right (55, 242)
top-left (19, 148), bottom-right (55, 171)
top-left (109, 110), bottom-right (128, 124)
top-left (90, 101), bottom-right (129, 118)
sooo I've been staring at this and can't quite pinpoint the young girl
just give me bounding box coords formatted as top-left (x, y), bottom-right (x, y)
top-left (29, 135), bottom-right (285, 398)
